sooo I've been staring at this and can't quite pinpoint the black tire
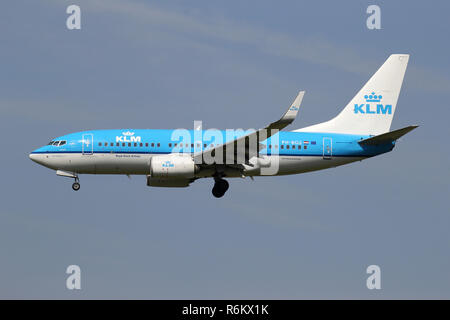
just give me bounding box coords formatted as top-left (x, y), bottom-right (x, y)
top-left (212, 179), bottom-right (228, 198)
top-left (212, 186), bottom-right (224, 198)
top-left (72, 182), bottom-right (80, 191)
top-left (219, 179), bottom-right (229, 192)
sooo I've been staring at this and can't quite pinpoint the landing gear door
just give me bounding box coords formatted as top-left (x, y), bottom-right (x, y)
top-left (323, 137), bottom-right (332, 160)
top-left (82, 133), bottom-right (93, 155)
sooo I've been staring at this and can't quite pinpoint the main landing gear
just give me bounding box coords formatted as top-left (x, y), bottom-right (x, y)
top-left (212, 177), bottom-right (229, 198)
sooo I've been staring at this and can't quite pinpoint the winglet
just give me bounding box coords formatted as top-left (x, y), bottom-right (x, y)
top-left (268, 91), bottom-right (305, 130)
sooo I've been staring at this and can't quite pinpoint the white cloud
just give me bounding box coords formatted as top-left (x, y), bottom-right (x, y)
top-left (80, 0), bottom-right (372, 73)
top-left (57, 0), bottom-right (450, 93)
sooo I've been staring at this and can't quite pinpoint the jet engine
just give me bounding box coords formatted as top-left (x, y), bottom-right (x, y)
top-left (150, 154), bottom-right (198, 178)
top-left (147, 154), bottom-right (198, 187)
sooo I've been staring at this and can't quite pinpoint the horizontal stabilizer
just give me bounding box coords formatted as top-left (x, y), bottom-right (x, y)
top-left (358, 125), bottom-right (418, 145)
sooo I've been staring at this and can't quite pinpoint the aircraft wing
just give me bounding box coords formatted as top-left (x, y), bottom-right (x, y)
top-left (193, 91), bottom-right (305, 165)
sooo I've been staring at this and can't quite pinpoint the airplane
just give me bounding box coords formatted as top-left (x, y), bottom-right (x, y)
top-left (29, 54), bottom-right (417, 198)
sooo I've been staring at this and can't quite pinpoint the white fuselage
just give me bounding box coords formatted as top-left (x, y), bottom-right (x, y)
top-left (30, 152), bottom-right (364, 177)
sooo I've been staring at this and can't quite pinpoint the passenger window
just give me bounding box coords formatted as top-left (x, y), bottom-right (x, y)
top-left (191, 143), bottom-right (194, 148)
top-left (122, 143), bottom-right (125, 147)
top-left (204, 144), bottom-right (207, 148)
top-left (134, 143), bottom-right (137, 147)
top-left (151, 143), bottom-right (154, 147)
top-left (60, 141), bottom-right (66, 146)
top-left (157, 143), bottom-right (160, 147)
top-left (169, 143), bottom-right (172, 147)
top-left (116, 142), bottom-right (119, 146)
top-left (140, 143), bottom-right (143, 147)
top-left (105, 142), bottom-right (108, 146)
top-left (269, 144), bottom-right (272, 149)
top-left (304, 145), bottom-right (307, 149)
top-left (286, 145), bottom-right (290, 149)
top-left (99, 142), bottom-right (102, 146)
top-left (298, 145), bottom-right (301, 149)
top-left (128, 143), bottom-right (131, 147)
top-left (281, 145), bottom-right (284, 149)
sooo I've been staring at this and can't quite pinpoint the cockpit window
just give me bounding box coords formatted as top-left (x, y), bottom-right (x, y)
top-left (49, 140), bottom-right (66, 146)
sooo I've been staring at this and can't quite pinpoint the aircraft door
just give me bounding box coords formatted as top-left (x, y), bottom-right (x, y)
top-left (82, 133), bottom-right (93, 155)
top-left (323, 137), bottom-right (332, 160)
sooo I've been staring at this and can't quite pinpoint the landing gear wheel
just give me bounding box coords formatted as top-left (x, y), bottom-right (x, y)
top-left (212, 178), bottom-right (229, 198)
top-left (212, 185), bottom-right (223, 198)
top-left (219, 179), bottom-right (229, 192)
top-left (72, 182), bottom-right (80, 191)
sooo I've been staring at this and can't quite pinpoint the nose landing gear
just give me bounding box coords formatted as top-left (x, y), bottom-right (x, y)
top-left (72, 181), bottom-right (80, 191)
top-left (56, 170), bottom-right (81, 191)
top-left (72, 175), bottom-right (80, 191)
top-left (212, 178), bottom-right (229, 198)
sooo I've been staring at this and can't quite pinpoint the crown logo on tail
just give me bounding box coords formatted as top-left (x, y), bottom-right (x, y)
top-left (364, 92), bottom-right (382, 103)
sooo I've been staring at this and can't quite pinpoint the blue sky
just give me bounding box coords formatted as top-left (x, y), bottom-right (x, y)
top-left (0, 0), bottom-right (449, 298)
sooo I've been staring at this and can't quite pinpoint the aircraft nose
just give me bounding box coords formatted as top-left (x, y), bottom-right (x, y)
top-left (29, 149), bottom-right (47, 166)
top-left (29, 152), bottom-right (40, 164)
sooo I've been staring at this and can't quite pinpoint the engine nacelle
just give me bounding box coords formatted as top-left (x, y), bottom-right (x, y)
top-left (150, 154), bottom-right (197, 179)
